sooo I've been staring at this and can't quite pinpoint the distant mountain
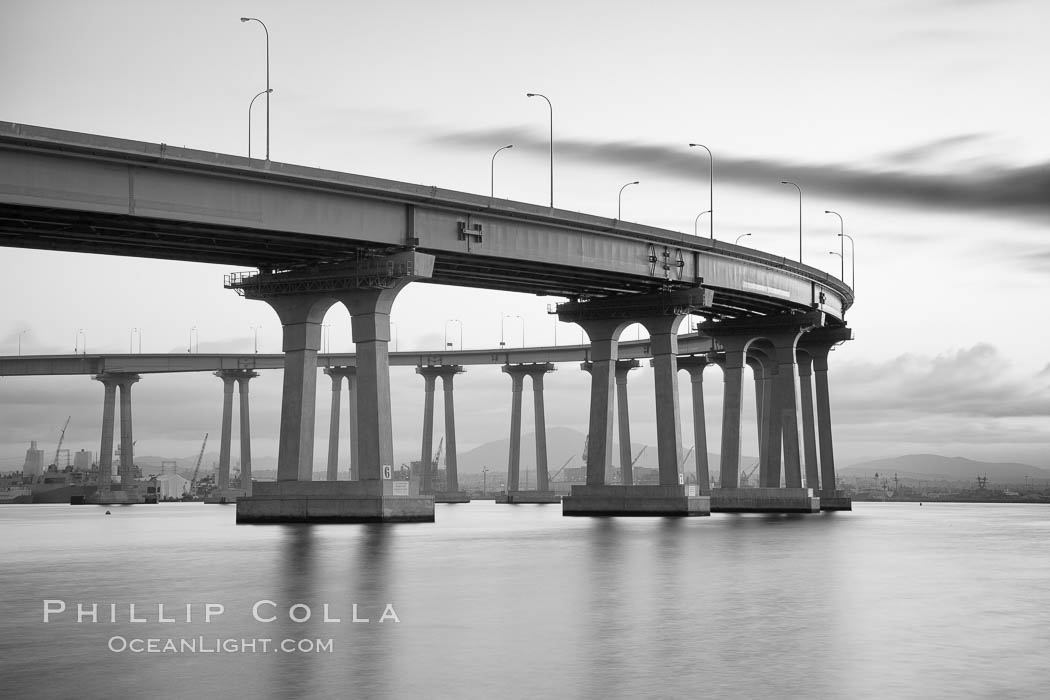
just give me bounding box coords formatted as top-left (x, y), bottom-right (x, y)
top-left (840, 454), bottom-right (1050, 483)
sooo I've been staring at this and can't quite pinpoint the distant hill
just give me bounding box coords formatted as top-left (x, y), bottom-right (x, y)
top-left (840, 454), bottom-right (1050, 483)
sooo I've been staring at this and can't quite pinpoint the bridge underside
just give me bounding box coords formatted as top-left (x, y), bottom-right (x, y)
top-left (0, 202), bottom-right (801, 317)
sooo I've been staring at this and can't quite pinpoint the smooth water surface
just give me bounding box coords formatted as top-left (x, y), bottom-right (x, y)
top-left (1, 502), bottom-right (1048, 699)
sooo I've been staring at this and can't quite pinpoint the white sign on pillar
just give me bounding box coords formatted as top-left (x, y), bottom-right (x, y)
top-left (382, 465), bottom-right (392, 480)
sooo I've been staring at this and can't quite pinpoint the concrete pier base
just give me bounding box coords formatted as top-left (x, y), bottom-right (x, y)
top-left (710, 487), bottom-right (820, 513)
top-left (819, 490), bottom-right (852, 511)
top-left (495, 491), bottom-right (562, 504)
top-left (562, 485), bottom-right (710, 516)
top-left (434, 491), bottom-right (471, 503)
top-left (205, 488), bottom-right (247, 504)
top-left (236, 481), bottom-right (435, 523)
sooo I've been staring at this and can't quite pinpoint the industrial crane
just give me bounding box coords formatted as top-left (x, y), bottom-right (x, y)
top-left (679, 445), bottom-right (695, 469)
top-left (630, 445), bottom-right (647, 467)
top-left (434, 436), bottom-right (444, 470)
top-left (52, 416), bottom-right (71, 468)
top-left (190, 433), bottom-right (208, 495)
top-left (548, 455), bottom-right (575, 484)
top-left (740, 462), bottom-right (759, 487)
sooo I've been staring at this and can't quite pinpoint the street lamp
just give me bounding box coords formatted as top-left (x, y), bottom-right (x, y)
top-left (688, 143), bottom-right (714, 239)
top-left (189, 326), bottom-right (198, 353)
top-left (17, 329), bottom-right (28, 356)
top-left (829, 251), bottom-right (843, 280)
top-left (734, 233), bottom-right (752, 245)
top-left (130, 328), bottom-right (139, 354)
top-left (321, 324), bottom-right (332, 354)
top-left (491, 144), bottom-right (513, 198)
top-left (526, 92), bottom-right (553, 207)
top-left (482, 466), bottom-right (489, 495)
top-left (840, 232), bottom-right (856, 290)
top-left (825, 210), bottom-right (845, 281)
top-left (390, 322), bottom-right (399, 352)
top-left (248, 88), bottom-right (273, 160)
top-left (444, 319), bottom-right (462, 350)
top-left (240, 17), bottom-right (270, 161)
top-left (693, 210), bottom-right (711, 238)
top-left (617, 181), bottom-right (639, 220)
top-left (250, 325), bottom-right (261, 354)
top-left (75, 329), bottom-right (86, 355)
top-left (516, 315), bottom-right (525, 348)
top-left (781, 180), bottom-right (803, 262)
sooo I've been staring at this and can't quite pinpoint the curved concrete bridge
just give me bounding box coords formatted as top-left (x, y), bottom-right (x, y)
top-left (0, 123), bottom-right (854, 521)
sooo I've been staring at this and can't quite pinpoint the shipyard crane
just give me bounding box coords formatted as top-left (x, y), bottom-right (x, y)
top-left (548, 455), bottom-right (575, 484)
top-left (679, 445), bottom-right (695, 469)
top-left (740, 462), bottom-right (759, 487)
top-left (434, 437), bottom-right (444, 470)
top-left (190, 433), bottom-right (208, 494)
top-left (630, 445), bottom-right (647, 467)
top-left (52, 416), bottom-right (71, 468)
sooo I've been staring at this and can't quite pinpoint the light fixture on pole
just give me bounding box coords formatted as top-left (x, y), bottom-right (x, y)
top-left (17, 329), bottom-right (28, 356)
top-left (781, 180), bottom-right (803, 262)
top-left (840, 233), bottom-right (856, 290)
top-left (248, 88), bottom-right (273, 160)
top-left (240, 17), bottom-right (270, 161)
top-left (491, 144), bottom-right (513, 198)
top-left (390, 322), bottom-right (399, 352)
top-left (688, 143), bottom-right (714, 239)
top-left (516, 315), bottom-right (525, 348)
top-left (250, 325), bottom-right (261, 354)
top-left (829, 250), bottom-right (843, 281)
top-left (825, 210), bottom-right (845, 281)
top-left (694, 210), bottom-right (711, 238)
top-left (526, 92), bottom-right (553, 207)
top-left (618, 181), bottom-right (639, 220)
top-left (189, 326), bottom-right (198, 353)
top-left (75, 329), bottom-right (85, 355)
top-left (734, 233), bottom-right (752, 245)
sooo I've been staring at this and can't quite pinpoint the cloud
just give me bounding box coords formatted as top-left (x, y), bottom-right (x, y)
top-left (428, 128), bottom-right (1050, 222)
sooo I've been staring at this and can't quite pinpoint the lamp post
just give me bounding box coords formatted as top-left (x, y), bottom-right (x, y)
top-left (390, 322), bottom-right (399, 352)
top-left (618, 181), bottom-right (639, 220)
top-left (693, 210), bottom-right (710, 238)
top-left (189, 326), bottom-right (198, 353)
top-left (781, 180), bottom-right (803, 262)
top-left (688, 143), bottom-right (714, 239)
top-left (240, 17), bottom-right (270, 161)
top-left (840, 233), bottom-right (856, 290)
top-left (734, 233), bottom-right (752, 245)
top-left (75, 329), bottom-right (85, 355)
top-left (250, 325), bottom-right (261, 354)
top-left (516, 315), bottom-right (525, 348)
top-left (321, 324), bottom-right (332, 354)
top-left (130, 328), bottom-right (139, 354)
top-left (825, 210), bottom-right (844, 281)
top-left (491, 144), bottom-right (513, 198)
top-left (444, 319), bottom-right (462, 350)
top-left (17, 329), bottom-right (28, 356)
top-left (482, 466), bottom-right (489, 495)
top-left (526, 92), bottom-right (553, 207)
top-left (248, 88), bottom-right (273, 160)
top-left (829, 251), bottom-right (843, 280)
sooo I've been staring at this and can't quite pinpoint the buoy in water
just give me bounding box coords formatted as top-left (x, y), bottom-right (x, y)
top-left (105, 510), bottom-right (111, 515)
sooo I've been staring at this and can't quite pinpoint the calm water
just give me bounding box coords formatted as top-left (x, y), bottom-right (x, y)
top-left (1, 502), bottom-right (1048, 699)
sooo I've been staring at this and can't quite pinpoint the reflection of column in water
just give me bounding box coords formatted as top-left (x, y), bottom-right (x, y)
top-left (341, 525), bottom-right (393, 697)
top-left (269, 527), bottom-right (318, 697)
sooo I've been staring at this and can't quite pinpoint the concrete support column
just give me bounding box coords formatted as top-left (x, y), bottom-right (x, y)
top-left (718, 348), bottom-right (746, 489)
top-left (338, 283), bottom-right (410, 483)
top-left (644, 316), bottom-right (686, 487)
top-left (812, 349), bottom-right (837, 493)
top-left (796, 352), bottom-right (820, 491)
top-left (236, 372), bottom-right (257, 496)
top-left (748, 357), bottom-right (770, 484)
top-left (441, 371), bottom-right (462, 493)
top-left (754, 352), bottom-right (784, 489)
top-left (503, 367), bottom-right (525, 491)
top-left (115, 374), bottom-right (139, 491)
top-left (263, 295), bottom-right (335, 482)
top-left (416, 369), bottom-right (438, 494)
top-left (576, 320), bottom-right (625, 486)
top-left (614, 359), bottom-right (640, 485)
top-left (324, 369), bottom-right (344, 481)
top-left (678, 356), bottom-right (711, 495)
top-left (771, 335), bottom-right (806, 489)
top-left (94, 376), bottom-right (118, 492)
top-left (529, 365), bottom-right (555, 492)
top-left (215, 372), bottom-right (237, 490)
top-left (346, 369), bottom-right (359, 481)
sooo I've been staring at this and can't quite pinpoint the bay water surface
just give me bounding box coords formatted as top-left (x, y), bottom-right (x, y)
top-left (1, 501), bottom-right (1047, 699)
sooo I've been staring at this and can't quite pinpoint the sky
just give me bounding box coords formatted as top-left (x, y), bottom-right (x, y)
top-left (1, 0), bottom-right (1048, 473)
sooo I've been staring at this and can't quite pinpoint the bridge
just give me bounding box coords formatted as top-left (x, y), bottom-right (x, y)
top-left (0, 122), bottom-right (853, 521)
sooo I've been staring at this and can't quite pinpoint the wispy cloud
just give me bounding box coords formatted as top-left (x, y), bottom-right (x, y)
top-left (429, 128), bottom-right (1050, 221)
